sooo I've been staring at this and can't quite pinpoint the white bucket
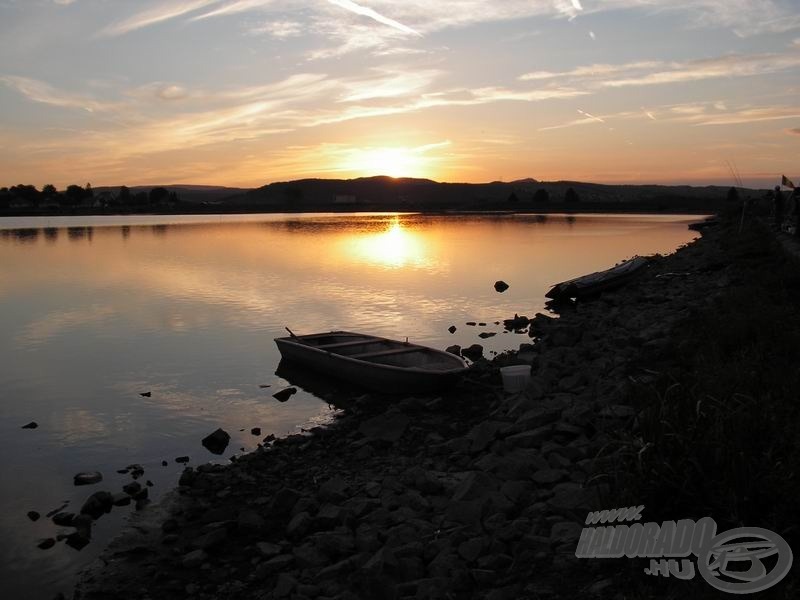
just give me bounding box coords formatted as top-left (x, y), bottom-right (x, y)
top-left (500, 365), bottom-right (531, 393)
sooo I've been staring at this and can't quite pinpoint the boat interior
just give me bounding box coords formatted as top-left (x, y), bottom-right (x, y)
top-left (288, 332), bottom-right (462, 371)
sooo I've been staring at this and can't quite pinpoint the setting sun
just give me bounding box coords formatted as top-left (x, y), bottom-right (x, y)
top-left (335, 142), bottom-right (450, 180)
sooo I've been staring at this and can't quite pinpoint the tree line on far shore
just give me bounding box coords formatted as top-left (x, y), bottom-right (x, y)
top-left (0, 184), bottom-right (179, 211)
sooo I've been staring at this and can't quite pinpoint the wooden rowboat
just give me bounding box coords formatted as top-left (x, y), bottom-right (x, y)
top-left (274, 331), bottom-right (469, 393)
top-left (545, 256), bottom-right (649, 301)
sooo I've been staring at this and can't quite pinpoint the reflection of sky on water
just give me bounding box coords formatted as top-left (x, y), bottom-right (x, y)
top-left (0, 212), bottom-right (699, 599)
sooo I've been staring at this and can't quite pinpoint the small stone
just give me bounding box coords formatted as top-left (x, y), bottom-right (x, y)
top-left (161, 460), bottom-right (168, 466)
top-left (123, 481), bottom-right (142, 496)
top-left (139, 391), bottom-right (151, 397)
top-left (65, 531), bottom-right (90, 550)
top-left (111, 493), bottom-right (131, 507)
top-left (448, 325), bottom-right (457, 334)
top-left (201, 428), bottom-right (231, 455)
top-left (494, 281), bottom-right (510, 293)
top-left (256, 542), bottom-right (282, 558)
top-left (80, 491), bottom-right (113, 519)
top-left (175, 456), bottom-right (190, 463)
top-left (27, 511), bottom-right (40, 521)
top-left (182, 549), bottom-right (207, 568)
top-left (21, 421), bottom-right (38, 429)
top-left (37, 538), bottom-right (56, 550)
top-left (478, 332), bottom-right (496, 339)
top-left (359, 412), bottom-right (409, 443)
top-left (272, 387), bottom-right (297, 402)
top-left (251, 427), bottom-right (261, 436)
top-left (286, 511), bottom-right (313, 539)
top-left (461, 344), bottom-right (484, 361)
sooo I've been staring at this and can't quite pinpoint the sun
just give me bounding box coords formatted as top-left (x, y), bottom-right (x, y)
top-left (342, 146), bottom-right (426, 178)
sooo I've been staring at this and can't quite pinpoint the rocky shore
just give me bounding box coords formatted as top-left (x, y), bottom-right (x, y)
top-left (71, 222), bottom-right (746, 600)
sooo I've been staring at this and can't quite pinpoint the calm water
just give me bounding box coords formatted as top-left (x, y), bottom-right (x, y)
top-left (0, 212), bottom-right (699, 598)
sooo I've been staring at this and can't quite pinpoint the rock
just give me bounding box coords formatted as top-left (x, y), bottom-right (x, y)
top-left (272, 387), bottom-right (297, 402)
top-left (458, 537), bottom-right (486, 562)
top-left (445, 500), bottom-right (484, 524)
top-left (287, 511), bottom-right (313, 539)
top-left (494, 281), bottom-right (509, 292)
top-left (139, 391), bottom-right (151, 397)
top-left (201, 428), bottom-right (231, 455)
top-left (80, 491), bottom-right (113, 519)
top-left (448, 325), bottom-right (457, 334)
top-left (21, 421), bottom-right (38, 429)
top-left (182, 549), bottom-right (207, 568)
top-left (461, 344), bottom-right (484, 361)
top-left (446, 344), bottom-right (461, 356)
top-left (478, 332), bottom-right (496, 339)
top-left (318, 477), bottom-right (349, 503)
top-left (65, 531), bottom-right (90, 550)
top-left (122, 481), bottom-right (142, 496)
top-left (175, 456), bottom-right (190, 464)
top-left (272, 487), bottom-right (302, 514)
top-left (466, 322), bottom-right (476, 326)
top-left (359, 412), bottom-right (409, 443)
top-left (192, 527), bottom-right (227, 550)
top-left (532, 469), bottom-right (568, 485)
top-left (506, 425), bottom-right (553, 448)
top-left (452, 471), bottom-right (497, 502)
top-left (466, 421), bottom-right (505, 453)
top-left (238, 509), bottom-right (265, 530)
top-left (261, 554), bottom-right (294, 574)
top-left (256, 541), bottom-right (282, 558)
top-left (27, 511), bottom-right (40, 521)
top-left (111, 493), bottom-right (131, 507)
top-left (503, 314), bottom-right (530, 330)
top-left (161, 460), bottom-right (168, 466)
top-left (273, 573), bottom-right (297, 597)
top-left (550, 521), bottom-right (583, 546)
top-left (37, 538), bottom-right (56, 550)
top-left (250, 427), bottom-right (261, 436)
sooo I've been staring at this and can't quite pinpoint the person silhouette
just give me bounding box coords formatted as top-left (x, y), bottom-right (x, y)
top-left (774, 186), bottom-right (784, 230)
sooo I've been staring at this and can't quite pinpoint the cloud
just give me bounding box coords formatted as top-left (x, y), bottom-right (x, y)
top-left (248, 19), bottom-right (303, 38)
top-left (0, 75), bottom-right (120, 112)
top-left (326, 0), bottom-right (420, 36)
top-left (192, 0), bottom-right (274, 21)
top-left (99, 0), bottom-right (221, 36)
top-left (520, 52), bottom-right (800, 90)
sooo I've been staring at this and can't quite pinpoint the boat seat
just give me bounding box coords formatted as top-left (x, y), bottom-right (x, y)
top-left (351, 347), bottom-right (421, 359)
top-left (316, 339), bottom-right (376, 349)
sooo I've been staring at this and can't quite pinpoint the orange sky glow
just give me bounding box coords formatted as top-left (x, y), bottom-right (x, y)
top-left (0, 1), bottom-right (798, 188)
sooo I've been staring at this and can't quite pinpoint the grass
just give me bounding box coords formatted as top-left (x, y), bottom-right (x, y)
top-left (601, 215), bottom-right (800, 597)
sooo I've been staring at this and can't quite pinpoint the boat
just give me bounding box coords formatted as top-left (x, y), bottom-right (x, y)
top-left (545, 256), bottom-right (649, 301)
top-left (274, 330), bottom-right (469, 393)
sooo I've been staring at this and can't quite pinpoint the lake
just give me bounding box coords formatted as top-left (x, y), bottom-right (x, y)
top-left (0, 212), bottom-right (699, 598)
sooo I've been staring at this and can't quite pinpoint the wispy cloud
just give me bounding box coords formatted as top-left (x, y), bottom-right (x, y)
top-left (327, 0), bottom-right (420, 36)
top-left (100, 0), bottom-right (221, 36)
top-left (521, 52), bottom-right (800, 90)
top-left (0, 75), bottom-right (120, 112)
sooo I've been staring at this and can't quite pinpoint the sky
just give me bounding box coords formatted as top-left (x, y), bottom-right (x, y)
top-left (0, 0), bottom-right (798, 188)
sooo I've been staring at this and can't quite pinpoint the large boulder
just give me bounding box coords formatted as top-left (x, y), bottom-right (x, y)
top-left (201, 428), bottom-right (230, 455)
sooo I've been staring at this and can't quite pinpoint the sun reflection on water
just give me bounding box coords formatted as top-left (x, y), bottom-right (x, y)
top-left (345, 217), bottom-right (433, 269)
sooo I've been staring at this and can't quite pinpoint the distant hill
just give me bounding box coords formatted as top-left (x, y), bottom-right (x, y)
top-left (3, 176), bottom-right (753, 216)
top-left (92, 185), bottom-right (248, 204)
top-left (227, 175), bottom-right (740, 212)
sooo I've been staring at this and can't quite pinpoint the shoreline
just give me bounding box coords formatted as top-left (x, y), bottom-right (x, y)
top-left (1, 205), bottom-right (717, 220)
top-left (72, 215), bottom-right (798, 599)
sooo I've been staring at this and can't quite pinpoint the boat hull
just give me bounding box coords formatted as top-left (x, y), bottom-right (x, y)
top-left (546, 256), bottom-right (648, 300)
top-left (274, 331), bottom-right (468, 394)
